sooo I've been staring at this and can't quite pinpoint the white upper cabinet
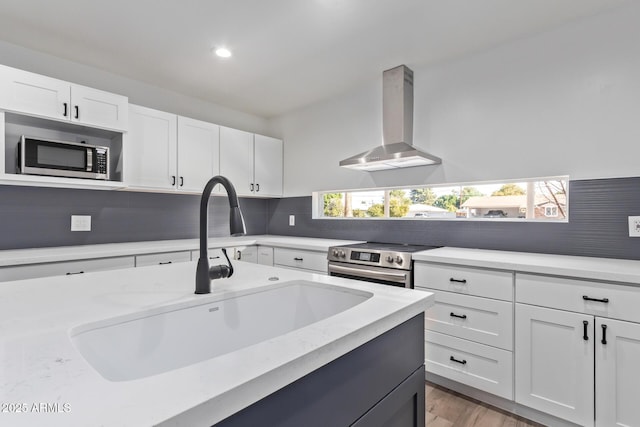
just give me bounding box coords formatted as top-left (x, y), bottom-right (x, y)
top-left (126, 104), bottom-right (177, 190)
top-left (176, 116), bottom-right (219, 192)
top-left (220, 126), bottom-right (283, 197)
top-left (254, 134), bottom-right (283, 197)
top-left (126, 105), bottom-right (220, 192)
top-left (0, 65), bottom-right (128, 131)
top-left (219, 126), bottom-right (254, 195)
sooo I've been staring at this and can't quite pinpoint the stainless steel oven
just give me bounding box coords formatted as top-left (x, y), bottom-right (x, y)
top-left (327, 242), bottom-right (439, 288)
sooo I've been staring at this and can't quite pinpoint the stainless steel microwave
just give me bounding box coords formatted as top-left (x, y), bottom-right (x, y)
top-left (16, 136), bottom-right (110, 180)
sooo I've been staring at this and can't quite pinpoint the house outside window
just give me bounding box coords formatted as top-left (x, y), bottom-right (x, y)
top-left (544, 205), bottom-right (559, 217)
top-left (314, 177), bottom-right (568, 222)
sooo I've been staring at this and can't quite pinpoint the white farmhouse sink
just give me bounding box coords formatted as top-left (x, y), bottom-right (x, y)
top-left (70, 280), bottom-right (372, 382)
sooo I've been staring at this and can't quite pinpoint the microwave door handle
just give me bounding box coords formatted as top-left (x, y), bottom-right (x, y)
top-left (86, 148), bottom-right (93, 172)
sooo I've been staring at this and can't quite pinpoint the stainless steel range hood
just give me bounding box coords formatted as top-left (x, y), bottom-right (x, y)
top-left (340, 65), bottom-right (441, 171)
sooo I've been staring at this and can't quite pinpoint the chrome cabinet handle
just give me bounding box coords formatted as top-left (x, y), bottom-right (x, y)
top-left (256, 183), bottom-right (260, 192)
top-left (601, 324), bottom-right (608, 345)
top-left (250, 183), bottom-right (255, 192)
top-left (63, 102), bottom-right (68, 117)
top-left (74, 105), bottom-right (79, 119)
top-left (171, 176), bottom-right (176, 186)
top-left (179, 176), bottom-right (184, 187)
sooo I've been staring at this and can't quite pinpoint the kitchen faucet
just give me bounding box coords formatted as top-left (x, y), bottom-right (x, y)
top-left (195, 176), bottom-right (246, 294)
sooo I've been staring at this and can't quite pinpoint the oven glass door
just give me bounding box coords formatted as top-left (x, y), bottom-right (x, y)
top-left (328, 262), bottom-right (411, 288)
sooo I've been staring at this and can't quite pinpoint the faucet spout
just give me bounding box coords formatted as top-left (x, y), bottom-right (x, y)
top-left (195, 176), bottom-right (246, 294)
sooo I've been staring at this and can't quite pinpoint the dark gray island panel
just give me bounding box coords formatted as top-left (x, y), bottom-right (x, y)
top-left (215, 314), bottom-right (425, 427)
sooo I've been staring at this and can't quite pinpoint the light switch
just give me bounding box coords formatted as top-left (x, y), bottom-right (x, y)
top-left (289, 215), bottom-right (295, 226)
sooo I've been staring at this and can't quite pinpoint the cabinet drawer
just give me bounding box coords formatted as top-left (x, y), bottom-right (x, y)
top-left (415, 263), bottom-right (513, 301)
top-left (274, 248), bottom-right (327, 273)
top-left (422, 289), bottom-right (513, 350)
top-left (425, 330), bottom-right (513, 400)
top-left (135, 251), bottom-right (191, 267)
top-left (0, 256), bottom-right (135, 282)
top-left (516, 273), bottom-right (640, 323)
top-left (257, 246), bottom-right (274, 266)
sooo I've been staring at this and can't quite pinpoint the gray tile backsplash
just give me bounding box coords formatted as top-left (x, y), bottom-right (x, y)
top-left (0, 186), bottom-right (268, 250)
top-left (267, 177), bottom-right (640, 261)
top-left (2, 177), bottom-right (639, 260)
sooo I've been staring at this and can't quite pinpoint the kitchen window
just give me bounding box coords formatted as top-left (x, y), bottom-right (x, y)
top-left (313, 176), bottom-right (568, 222)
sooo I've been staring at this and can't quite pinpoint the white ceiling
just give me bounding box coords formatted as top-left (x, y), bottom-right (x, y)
top-left (0, 0), bottom-right (630, 118)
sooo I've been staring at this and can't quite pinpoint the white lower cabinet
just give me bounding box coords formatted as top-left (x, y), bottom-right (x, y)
top-left (234, 245), bottom-right (258, 263)
top-left (595, 317), bottom-right (640, 427)
top-left (415, 261), bottom-right (514, 400)
top-left (515, 303), bottom-right (594, 426)
top-left (257, 246), bottom-right (274, 266)
top-left (273, 247), bottom-right (327, 273)
top-left (515, 273), bottom-right (640, 427)
top-left (425, 330), bottom-right (513, 399)
top-left (135, 251), bottom-right (191, 267)
top-left (0, 256), bottom-right (135, 282)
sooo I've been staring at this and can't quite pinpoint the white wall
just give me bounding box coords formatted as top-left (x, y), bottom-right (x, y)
top-left (273, 2), bottom-right (640, 196)
top-left (0, 41), bottom-right (270, 135)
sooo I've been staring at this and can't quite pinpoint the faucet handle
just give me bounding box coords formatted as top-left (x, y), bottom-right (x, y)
top-left (208, 248), bottom-right (234, 280)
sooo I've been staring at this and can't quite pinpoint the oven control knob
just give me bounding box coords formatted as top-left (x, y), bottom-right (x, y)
top-left (386, 255), bottom-right (394, 263)
top-left (331, 249), bottom-right (339, 257)
top-left (338, 250), bottom-right (346, 258)
top-left (395, 256), bottom-right (404, 265)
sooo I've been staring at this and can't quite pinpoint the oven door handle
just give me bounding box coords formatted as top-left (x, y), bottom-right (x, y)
top-left (328, 263), bottom-right (407, 284)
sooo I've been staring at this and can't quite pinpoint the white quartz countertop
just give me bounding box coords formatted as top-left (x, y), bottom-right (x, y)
top-left (0, 235), bottom-right (363, 267)
top-left (413, 247), bottom-right (640, 284)
top-left (0, 260), bottom-right (432, 426)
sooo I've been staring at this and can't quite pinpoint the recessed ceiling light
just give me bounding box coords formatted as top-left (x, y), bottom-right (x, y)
top-left (214, 47), bottom-right (232, 58)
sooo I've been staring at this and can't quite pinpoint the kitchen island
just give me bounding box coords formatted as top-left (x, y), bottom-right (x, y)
top-left (0, 259), bottom-right (432, 426)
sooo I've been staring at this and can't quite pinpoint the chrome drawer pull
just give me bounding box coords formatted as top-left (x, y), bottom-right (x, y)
top-left (450, 356), bottom-right (467, 365)
top-left (449, 278), bottom-right (467, 284)
top-left (294, 257), bottom-right (304, 261)
top-left (66, 271), bottom-right (84, 275)
top-left (159, 261), bottom-right (172, 265)
top-left (450, 312), bottom-right (467, 320)
top-left (583, 295), bottom-right (609, 303)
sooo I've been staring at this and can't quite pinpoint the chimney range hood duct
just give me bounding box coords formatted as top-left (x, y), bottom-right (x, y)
top-left (340, 65), bottom-right (441, 171)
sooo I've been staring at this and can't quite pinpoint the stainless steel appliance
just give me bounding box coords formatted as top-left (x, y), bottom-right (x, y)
top-left (16, 136), bottom-right (110, 180)
top-left (327, 242), bottom-right (439, 288)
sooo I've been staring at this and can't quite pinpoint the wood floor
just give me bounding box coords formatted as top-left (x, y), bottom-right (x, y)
top-left (425, 382), bottom-right (546, 427)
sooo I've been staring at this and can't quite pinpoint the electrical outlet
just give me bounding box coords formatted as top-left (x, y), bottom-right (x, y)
top-left (629, 216), bottom-right (640, 237)
top-left (289, 215), bottom-right (295, 226)
top-left (71, 215), bottom-right (91, 232)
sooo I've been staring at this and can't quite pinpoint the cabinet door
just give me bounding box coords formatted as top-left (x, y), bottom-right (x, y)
top-left (235, 246), bottom-right (258, 263)
top-left (596, 317), bottom-right (640, 427)
top-left (219, 126), bottom-right (254, 196)
top-left (515, 303), bottom-right (594, 426)
top-left (126, 105), bottom-right (177, 189)
top-left (257, 246), bottom-right (274, 266)
top-left (253, 134), bottom-right (283, 196)
top-left (177, 116), bottom-right (219, 192)
top-left (70, 84), bottom-right (128, 131)
top-left (0, 65), bottom-right (71, 121)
